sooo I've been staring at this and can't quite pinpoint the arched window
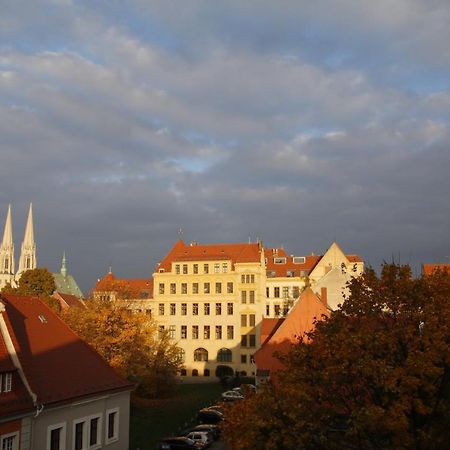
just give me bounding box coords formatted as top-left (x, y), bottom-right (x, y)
top-left (194, 348), bottom-right (208, 362)
top-left (180, 369), bottom-right (187, 376)
top-left (217, 348), bottom-right (232, 363)
top-left (192, 369), bottom-right (199, 376)
top-left (204, 369), bottom-right (210, 377)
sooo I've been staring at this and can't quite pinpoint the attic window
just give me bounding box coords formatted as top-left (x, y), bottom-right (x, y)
top-left (273, 257), bottom-right (286, 264)
top-left (38, 315), bottom-right (48, 324)
top-left (0, 372), bottom-right (12, 392)
top-left (293, 257), bottom-right (306, 264)
top-left (159, 268), bottom-right (165, 273)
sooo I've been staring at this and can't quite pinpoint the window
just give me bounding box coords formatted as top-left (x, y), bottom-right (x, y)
top-left (181, 303), bottom-right (187, 315)
top-left (251, 274), bottom-right (255, 283)
top-left (241, 314), bottom-right (247, 327)
top-left (227, 282), bottom-right (233, 293)
top-left (158, 325), bottom-right (165, 339)
top-left (193, 264), bottom-right (198, 274)
top-left (227, 325), bottom-right (234, 340)
top-left (274, 287), bottom-right (280, 298)
top-left (175, 264), bottom-right (180, 274)
top-left (47, 423), bottom-right (66, 450)
top-left (180, 369), bottom-right (187, 376)
top-left (287, 270), bottom-right (295, 277)
top-left (241, 291), bottom-right (247, 304)
top-left (204, 303), bottom-right (210, 315)
top-left (170, 303), bottom-right (176, 315)
top-left (169, 325), bottom-right (176, 339)
top-left (222, 263), bottom-right (228, 273)
top-left (246, 274), bottom-right (250, 283)
top-left (183, 264), bottom-right (188, 274)
top-left (1, 433), bottom-right (18, 450)
top-left (249, 314), bottom-right (256, 327)
top-left (293, 286), bottom-right (300, 298)
top-left (249, 290), bottom-right (255, 304)
top-left (192, 325), bottom-right (199, 339)
top-left (177, 348), bottom-right (185, 363)
top-left (215, 282), bottom-right (222, 294)
top-left (193, 303), bottom-right (199, 315)
top-left (215, 326), bottom-right (222, 339)
top-left (274, 257), bottom-right (286, 264)
top-left (193, 283), bottom-right (199, 294)
top-left (266, 287), bottom-right (269, 297)
top-left (241, 335), bottom-right (247, 347)
top-left (89, 416), bottom-right (101, 448)
top-left (227, 302), bottom-right (233, 315)
top-left (204, 326), bottom-right (210, 339)
top-left (181, 326), bottom-right (187, 339)
top-left (215, 303), bottom-right (222, 315)
top-left (194, 348), bottom-right (208, 362)
top-left (0, 372), bottom-right (12, 392)
top-left (204, 369), bottom-right (210, 376)
top-left (283, 287), bottom-right (289, 298)
top-left (249, 334), bottom-right (256, 347)
top-left (106, 408), bottom-right (119, 444)
top-left (293, 256), bottom-right (306, 264)
top-left (267, 270), bottom-right (276, 278)
top-left (214, 263), bottom-right (220, 273)
top-left (203, 264), bottom-right (209, 274)
top-left (274, 305), bottom-right (281, 317)
top-left (170, 283), bottom-right (176, 294)
top-left (159, 283), bottom-right (165, 295)
top-left (74, 421), bottom-right (85, 450)
top-left (266, 305), bottom-right (270, 316)
top-left (192, 369), bottom-right (198, 376)
top-left (217, 348), bottom-right (232, 362)
top-left (204, 283), bottom-right (210, 294)
top-left (181, 283), bottom-right (187, 294)
top-left (241, 274), bottom-right (245, 283)
top-left (159, 304), bottom-right (164, 315)
top-left (241, 354), bottom-right (247, 364)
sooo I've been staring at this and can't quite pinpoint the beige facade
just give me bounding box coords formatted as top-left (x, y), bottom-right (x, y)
top-left (151, 242), bottom-right (266, 379)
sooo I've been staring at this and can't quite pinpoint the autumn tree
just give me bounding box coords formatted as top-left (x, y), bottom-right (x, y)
top-left (62, 299), bottom-right (183, 398)
top-left (223, 264), bottom-right (450, 450)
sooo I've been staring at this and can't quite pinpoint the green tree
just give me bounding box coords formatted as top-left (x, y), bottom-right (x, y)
top-left (2, 268), bottom-right (56, 296)
top-left (223, 264), bottom-right (450, 450)
top-left (62, 300), bottom-right (183, 398)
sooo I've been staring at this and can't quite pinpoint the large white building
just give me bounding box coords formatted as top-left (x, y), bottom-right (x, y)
top-left (0, 204), bottom-right (36, 289)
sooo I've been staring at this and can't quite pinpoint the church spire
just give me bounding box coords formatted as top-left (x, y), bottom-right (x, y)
top-left (61, 252), bottom-right (67, 277)
top-left (0, 205), bottom-right (15, 282)
top-left (17, 203), bottom-right (36, 278)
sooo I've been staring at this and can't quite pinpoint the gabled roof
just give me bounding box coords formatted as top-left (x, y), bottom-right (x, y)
top-left (422, 264), bottom-right (450, 276)
top-left (94, 272), bottom-right (153, 299)
top-left (53, 292), bottom-right (86, 309)
top-left (254, 288), bottom-right (329, 376)
top-left (156, 240), bottom-right (262, 272)
top-left (0, 294), bottom-right (133, 409)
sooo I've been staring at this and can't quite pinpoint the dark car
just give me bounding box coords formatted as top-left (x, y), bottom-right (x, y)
top-left (197, 408), bottom-right (224, 424)
top-left (159, 436), bottom-right (198, 449)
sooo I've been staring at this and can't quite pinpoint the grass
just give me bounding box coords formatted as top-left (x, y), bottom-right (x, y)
top-left (130, 382), bottom-right (224, 450)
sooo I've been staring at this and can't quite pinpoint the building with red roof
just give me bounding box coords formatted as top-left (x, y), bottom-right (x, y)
top-left (422, 263), bottom-right (450, 276)
top-left (0, 294), bottom-right (133, 450)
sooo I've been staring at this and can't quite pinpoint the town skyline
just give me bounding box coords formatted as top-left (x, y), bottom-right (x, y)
top-left (1, 1), bottom-right (449, 292)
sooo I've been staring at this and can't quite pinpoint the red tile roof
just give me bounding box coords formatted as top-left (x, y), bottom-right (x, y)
top-left (0, 294), bottom-right (133, 409)
top-left (53, 292), bottom-right (86, 309)
top-left (422, 264), bottom-right (450, 276)
top-left (156, 240), bottom-right (262, 272)
top-left (94, 272), bottom-right (153, 298)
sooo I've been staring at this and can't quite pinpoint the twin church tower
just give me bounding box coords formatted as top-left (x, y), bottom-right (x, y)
top-left (0, 204), bottom-right (37, 289)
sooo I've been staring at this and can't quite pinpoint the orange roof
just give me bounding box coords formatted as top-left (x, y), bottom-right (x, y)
top-left (254, 288), bottom-right (329, 377)
top-left (260, 318), bottom-right (284, 346)
top-left (53, 292), bottom-right (86, 309)
top-left (0, 294), bottom-right (133, 408)
top-left (156, 240), bottom-right (262, 272)
top-left (422, 264), bottom-right (450, 276)
top-left (94, 272), bottom-right (153, 298)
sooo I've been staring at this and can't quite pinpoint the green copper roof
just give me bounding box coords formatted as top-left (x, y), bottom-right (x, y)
top-left (52, 253), bottom-right (83, 298)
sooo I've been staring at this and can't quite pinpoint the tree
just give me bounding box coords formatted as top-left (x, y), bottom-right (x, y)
top-left (223, 265), bottom-right (450, 450)
top-left (62, 299), bottom-right (183, 398)
top-left (2, 268), bottom-right (56, 296)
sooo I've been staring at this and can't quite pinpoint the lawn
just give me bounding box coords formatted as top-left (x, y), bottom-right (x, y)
top-left (130, 382), bottom-right (224, 450)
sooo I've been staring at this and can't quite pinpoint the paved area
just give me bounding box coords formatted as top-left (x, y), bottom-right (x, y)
top-left (210, 441), bottom-right (227, 450)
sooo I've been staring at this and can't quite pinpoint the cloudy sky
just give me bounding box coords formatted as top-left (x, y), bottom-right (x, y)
top-left (1, 0), bottom-right (449, 292)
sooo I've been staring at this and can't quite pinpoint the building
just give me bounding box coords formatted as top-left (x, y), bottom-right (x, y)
top-left (52, 253), bottom-right (84, 298)
top-left (94, 240), bottom-right (363, 380)
top-left (422, 263), bottom-right (450, 276)
top-left (0, 204), bottom-right (36, 289)
top-left (0, 293), bottom-right (133, 450)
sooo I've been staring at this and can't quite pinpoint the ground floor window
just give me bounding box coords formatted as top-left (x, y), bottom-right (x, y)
top-left (1, 432), bottom-right (19, 450)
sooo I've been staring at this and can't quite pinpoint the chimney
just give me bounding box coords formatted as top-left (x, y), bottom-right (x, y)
top-left (320, 287), bottom-right (328, 307)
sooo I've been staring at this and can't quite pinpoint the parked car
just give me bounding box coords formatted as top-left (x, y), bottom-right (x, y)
top-left (159, 436), bottom-right (198, 449)
top-left (197, 408), bottom-right (224, 424)
top-left (221, 390), bottom-right (244, 401)
top-left (186, 431), bottom-right (212, 448)
top-left (189, 424), bottom-right (220, 440)
top-left (204, 405), bottom-right (224, 415)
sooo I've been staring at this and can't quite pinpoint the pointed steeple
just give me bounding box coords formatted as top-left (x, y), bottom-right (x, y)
top-left (0, 205), bottom-right (15, 284)
top-left (17, 203), bottom-right (37, 278)
top-left (61, 252), bottom-right (67, 277)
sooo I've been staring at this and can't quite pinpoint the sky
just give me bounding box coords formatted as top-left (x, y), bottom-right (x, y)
top-left (1, 0), bottom-right (449, 293)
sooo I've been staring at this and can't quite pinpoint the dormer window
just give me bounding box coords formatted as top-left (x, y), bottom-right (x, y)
top-left (273, 257), bottom-right (286, 264)
top-left (0, 372), bottom-right (12, 392)
top-left (293, 257), bottom-right (306, 264)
